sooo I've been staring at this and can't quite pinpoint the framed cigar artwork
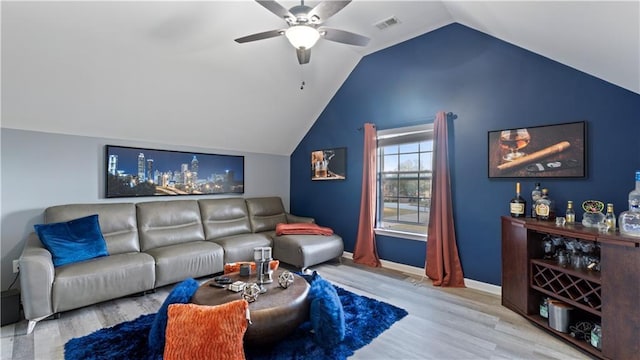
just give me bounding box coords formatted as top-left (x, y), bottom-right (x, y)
top-left (488, 121), bottom-right (586, 178)
top-left (311, 147), bottom-right (347, 180)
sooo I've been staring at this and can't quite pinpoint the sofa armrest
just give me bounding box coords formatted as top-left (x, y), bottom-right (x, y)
top-left (19, 233), bottom-right (55, 321)
top-left (286, 213), bottom-right (315, 224)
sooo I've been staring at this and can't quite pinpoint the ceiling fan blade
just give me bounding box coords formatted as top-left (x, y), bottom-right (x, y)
top-left (307, 1), bottom-right (351, 23)
top-left (234, 29), bottom-right (283, 43)
top-left (321, 28), bottom-right (370, 46)
top-left (296, 48), bottom-right (311, 64)
top-left (256, 0), bottom-right (295, 20)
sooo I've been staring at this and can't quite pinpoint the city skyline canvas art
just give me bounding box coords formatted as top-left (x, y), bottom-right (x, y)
top-left (105, 145), bottom-right (244, 198)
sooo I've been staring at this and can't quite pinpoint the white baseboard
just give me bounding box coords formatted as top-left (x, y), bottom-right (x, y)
top-left (341, 251), bottom-right (502, 296)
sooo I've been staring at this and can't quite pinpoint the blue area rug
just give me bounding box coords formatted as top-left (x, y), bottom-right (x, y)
top-left (64, 285), bottom-right (408, 360)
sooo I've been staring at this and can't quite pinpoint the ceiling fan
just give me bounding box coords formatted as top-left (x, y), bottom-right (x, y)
top-left (235, 0), bottom-right (370, 64)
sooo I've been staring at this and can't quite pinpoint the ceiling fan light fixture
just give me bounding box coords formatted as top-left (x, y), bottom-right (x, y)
top-left (285, 25), bottom-right (320, 49)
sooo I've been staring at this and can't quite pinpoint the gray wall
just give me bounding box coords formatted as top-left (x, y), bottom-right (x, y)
top-left (0, 128), bottom-right (291, 289)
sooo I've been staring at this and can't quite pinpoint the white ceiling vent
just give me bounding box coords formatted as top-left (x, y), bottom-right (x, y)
top-left (374, 16), bottom-right (400, 30)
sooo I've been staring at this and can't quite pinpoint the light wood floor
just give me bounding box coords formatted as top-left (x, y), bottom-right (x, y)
top-left (1, 259), bottom-right (592, 360)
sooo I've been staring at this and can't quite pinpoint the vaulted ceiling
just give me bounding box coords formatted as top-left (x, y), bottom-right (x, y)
top-left (2, 1), bottom-right (638, 156)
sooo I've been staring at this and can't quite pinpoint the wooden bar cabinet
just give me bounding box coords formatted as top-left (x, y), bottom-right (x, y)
top-left (501, 216), bottom-right (640, 360)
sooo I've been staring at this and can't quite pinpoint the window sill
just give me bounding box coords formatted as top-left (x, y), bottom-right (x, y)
top-left (374, 228), bottom-right (427, 242)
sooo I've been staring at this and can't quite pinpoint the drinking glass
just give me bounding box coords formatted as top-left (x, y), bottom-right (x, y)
top-left (542, 235), bottom-right (555, 259)
top-left (499, 129), bottom-right (531, 161)
top-left (314, 160), bottom-right (328, 178)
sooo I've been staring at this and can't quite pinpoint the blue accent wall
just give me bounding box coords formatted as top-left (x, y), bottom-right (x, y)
top-left (290, 23), bottom-right (640, 285)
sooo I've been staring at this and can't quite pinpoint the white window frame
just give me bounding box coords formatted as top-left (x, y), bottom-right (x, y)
top-left (374, 124), bottom-right (434, 242)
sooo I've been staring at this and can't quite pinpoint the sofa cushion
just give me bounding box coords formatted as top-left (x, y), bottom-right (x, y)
top-left (273, 233), bottom-right (344, 269)
top-left (44, 203), bottom-right (139, 255)
top-left (136, 200), bottom-right (205, 251)
top-left (199, 198), bottom-right (253, 240)
top-left (52, 252), bottom-right (156, 312)
top-left (212, 233), bottom-right (272, 263)
top-left (34, 214), bottom-right (109, 267)
top-left (148, 278), bottom-right (200, 355)
top-left (146, 241), bottom-right (224, 288)
top-left (164, 301), bottom-right (249, 360)
top-left (246, 197), bottom-right (288, 233)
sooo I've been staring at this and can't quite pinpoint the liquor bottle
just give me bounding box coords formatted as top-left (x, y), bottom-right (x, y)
top-left (510, 182), bottom-right (526, 218)
top-left (531, 182), bottom-right (541, 218)
top-left (604, 203), bottom-right (616, 231)
top-left (535, 188), bottom-right (555, 221)
top-left (619, 171), bottom-right (640, 237)
top-left (565, 201), bottom-right (576, 224)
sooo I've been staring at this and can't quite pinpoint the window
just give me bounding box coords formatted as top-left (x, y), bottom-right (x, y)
top-left (375, 124), bottom-right (433, 240)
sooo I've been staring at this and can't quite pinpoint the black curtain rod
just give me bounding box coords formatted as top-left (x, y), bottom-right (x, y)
top-left (357, 112), bottom-right (456, 131)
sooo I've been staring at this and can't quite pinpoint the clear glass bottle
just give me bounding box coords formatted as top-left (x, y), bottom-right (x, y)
top-left (535, 188), bottom-right (555, 221)
top-left (590, 324), bottom-right (602, 350)
top-left (510, 182), bottom-right (526, 218)
top-left (604, 203), bottom-right (616, 231)
top-left (565, 201), bottom-right (575, 224)
top-left (539, 298), bottom-right (549, 318)
top-left (531, 182), bottom-right (542, 218)
top-left (619, 171), bottom-right (640, 237)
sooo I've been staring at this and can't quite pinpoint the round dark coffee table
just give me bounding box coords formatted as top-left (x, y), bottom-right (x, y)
top-left (191, 269), bottom-right (310, 345)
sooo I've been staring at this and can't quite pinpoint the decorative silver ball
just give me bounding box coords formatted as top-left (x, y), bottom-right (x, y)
top-left (278, 270), bottom-right (295, 289)
top-left (242, 283), bottom-right (261, 303)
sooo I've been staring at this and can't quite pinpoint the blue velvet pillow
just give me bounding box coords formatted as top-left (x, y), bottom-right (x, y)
top-left (300, 271), bottom-right (346, 346)
top-left (148, 278), bottom-right (200, 354)
top-left (34, 214), bottom-right (109, 267)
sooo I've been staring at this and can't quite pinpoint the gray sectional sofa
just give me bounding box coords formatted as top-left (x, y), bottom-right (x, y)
top-left (18, 196), bottom-right (343, 333)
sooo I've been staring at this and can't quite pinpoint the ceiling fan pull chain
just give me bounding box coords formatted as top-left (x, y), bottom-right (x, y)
top-left (300, 65), bottom-right (306, 90)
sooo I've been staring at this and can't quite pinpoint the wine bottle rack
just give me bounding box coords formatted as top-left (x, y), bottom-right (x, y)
top-left (503, 217), bottom-right (640, 360)
top-left (530, 259), bottom-right (601, 316)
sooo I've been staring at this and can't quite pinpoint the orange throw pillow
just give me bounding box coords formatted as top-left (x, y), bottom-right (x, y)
top-left (164, 300), bottom-right (249, 360)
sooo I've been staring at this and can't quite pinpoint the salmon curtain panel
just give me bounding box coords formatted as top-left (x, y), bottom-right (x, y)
top-left (425, 112), bottom-right (465, 287)
top-left (353, 123), bottom-right (381, 267)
